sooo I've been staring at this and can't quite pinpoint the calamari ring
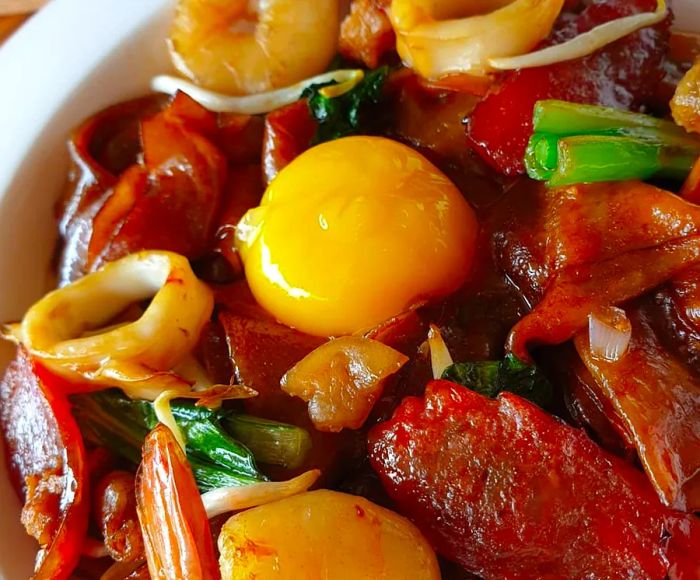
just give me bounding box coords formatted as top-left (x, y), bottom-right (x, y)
top-left (10, 251), bottom-right (213, 387)
top-left (390, 0), bottom-right (565, 78)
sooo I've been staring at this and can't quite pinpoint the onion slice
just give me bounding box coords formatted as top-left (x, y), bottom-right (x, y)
top-left (151, 69), bottom-right (364, 115)
top-left (489, 0), bottom-right (667, 70)
top-left (201, 469), bottom-right (321, 519)
top-left (153, 389), bottom-right (188, 450)
top-left (428, 324), bottom-right (454, 380)
top-left (587, 306), bottom-right (632, 362)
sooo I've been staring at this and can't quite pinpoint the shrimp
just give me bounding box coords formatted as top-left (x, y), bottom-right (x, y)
top-left (170, 0), bottom-right (341, 95)
top-left (136, 424), bottom-right (220, 580)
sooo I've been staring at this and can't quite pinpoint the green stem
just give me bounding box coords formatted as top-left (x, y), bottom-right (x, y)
top-left (547, 135), bottom-right (698, 187)
top-left (164, 404), bottom-right (261, 478)
top-left (525, 134), bottom-right (559, 181)
top-left (533, 100), bottom-right (700, 149)
top-left (189, 457), bottom-right (262, 490)
top-left (182, 418), bottom-right (261, 478)
top-left (71, 390), bottom-right (267, 491)
top-left (224, 415), bottom-right (312, 470)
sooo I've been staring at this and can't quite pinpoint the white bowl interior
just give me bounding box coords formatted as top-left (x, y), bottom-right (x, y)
top-left (0, 0), bottom-right (697, 577)
top-left (0, 0), bottom-right (171, 576)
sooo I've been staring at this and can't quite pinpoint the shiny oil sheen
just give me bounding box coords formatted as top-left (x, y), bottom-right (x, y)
top-left (235, 136), bottom-right (478, 337)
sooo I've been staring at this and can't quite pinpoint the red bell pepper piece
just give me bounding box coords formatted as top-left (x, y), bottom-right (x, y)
top-left (466, 0), bottom-right (671, 175)
top-left (369, 380), bottom-right (700, 578)
top-left (0, 349), bottom-right (89, 580)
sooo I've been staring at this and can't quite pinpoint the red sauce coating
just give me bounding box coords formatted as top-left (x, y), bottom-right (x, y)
top-left (369, 381), bottom-right (700, 578)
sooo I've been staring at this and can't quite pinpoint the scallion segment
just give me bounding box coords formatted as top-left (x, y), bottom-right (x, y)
top-left (525, 100), bottom-right (700, 186)
top-left (72, 390), bottom-right (276, 491)
top-left (224, 415), bottom-right (313, 470)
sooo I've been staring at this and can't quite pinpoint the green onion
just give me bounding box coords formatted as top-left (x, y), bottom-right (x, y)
top-left (166, 403), bottom-right (261, 478)
top-left (188, 457), bottom-right (261, 490)
top-left (524, 133), bottom-right (559, 181)
top-left (533, 100), bottom-right (697, 144)
top-left (224, 415), bottom-right (312, 470)
top-left (72, 390), bottom-right (267, 491)
top-left (527, 135), bottom-right (700, 187)
top-left (525, 100), bottom-right (700, 186)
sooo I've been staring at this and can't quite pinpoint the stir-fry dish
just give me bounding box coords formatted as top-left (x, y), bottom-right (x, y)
top-left (3, 0), bottom-right (700, 578)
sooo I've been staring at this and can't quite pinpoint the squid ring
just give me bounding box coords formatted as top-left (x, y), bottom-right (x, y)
top-left (390, 0), bottom-right (565, 78)
top-left (7, 251), bottom-right (213, 386)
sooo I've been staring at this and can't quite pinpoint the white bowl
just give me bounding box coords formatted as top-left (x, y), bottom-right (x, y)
top-left (0, 0), bottom-right (698, 577)
top-left (0, 1), bottom-right (171, 576)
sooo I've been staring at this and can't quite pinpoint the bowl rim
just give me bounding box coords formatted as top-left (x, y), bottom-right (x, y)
top-left (0, 0), bottom-right (170, 201)
top-left (0, 1), bottom-right (171, 576)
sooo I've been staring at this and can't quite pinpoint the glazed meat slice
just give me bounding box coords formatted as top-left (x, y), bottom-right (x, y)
top-left (58, 96), bottom-right (163, 284)
top-left (575, 301), bottom-right (700, 512)
top-left (493, 180), bottom-right (700, 512)
top-left (58, 92), bottom-right (250, 284)
top-left (93, 471), bottom-right (144, 563)
top-left (262, 100), bottom-right (316, 184)
top-left (369, 381), bottom-right (700, 578)
top-left (339, 0), bottom-right (395, 69)
top-left (503, 181), bottom-right (700, 356)
top-left (89, 93), bottom-right (227, 269)
top-left (0, 350), bottom-right (89, 579)
top-left (216, 282), bottom-right (358, 482)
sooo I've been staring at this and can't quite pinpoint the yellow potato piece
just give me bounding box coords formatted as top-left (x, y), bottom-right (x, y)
top-left (218, 490), bottom-right (440, 580)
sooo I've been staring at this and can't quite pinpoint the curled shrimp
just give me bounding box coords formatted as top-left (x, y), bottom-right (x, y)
top-left (170, 0), bottom-right (341, 95)
top-left (136, 424), bottom-right (220, 580)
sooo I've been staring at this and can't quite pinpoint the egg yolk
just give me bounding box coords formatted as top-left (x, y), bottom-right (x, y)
top-left (235, 136), bottom-right (478, 337)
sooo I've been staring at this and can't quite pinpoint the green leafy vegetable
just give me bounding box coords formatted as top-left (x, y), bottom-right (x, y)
top-left (442, 354), bottom-right (553, 408)
top-left (525, 99), bottom-right (700, 187)
top-left (72, 390), bottom-right (312, 491)
top-left (303, 66), bottom-right (389, 143)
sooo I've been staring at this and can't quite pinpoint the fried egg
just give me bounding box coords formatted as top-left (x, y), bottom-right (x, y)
top-left (235, 136), bottom-right (478, 336)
